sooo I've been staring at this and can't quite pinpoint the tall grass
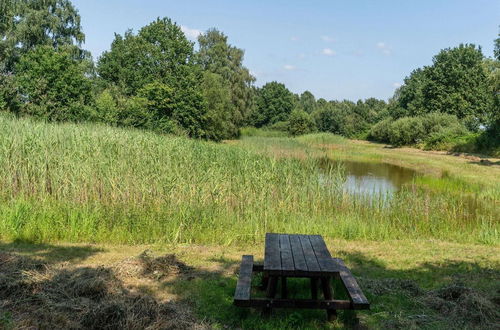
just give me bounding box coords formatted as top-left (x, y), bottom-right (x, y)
top-left (0, 114), bottom-right (498, 245)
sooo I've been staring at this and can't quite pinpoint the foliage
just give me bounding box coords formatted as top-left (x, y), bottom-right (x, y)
top-left (14, 45), bottom-right (93, 121)
top-left (396, 44), bottom-right (494, 130)
top-left (200, 72), bottom-right (236, 141)
top-left (97, 18), bottom-right (207, 138)
top-left (250, 81), bottom-right (295, 127)
top-left (287, 109), bottom-right (316, 136)
top-left (298, 91), bottom-right (316, 113)
top-left (0, 0), bottom-right (85, 73)
top-left (196, 28), bottom-right (255, 131)
top-left (369, 113), bottom-right (470, 147)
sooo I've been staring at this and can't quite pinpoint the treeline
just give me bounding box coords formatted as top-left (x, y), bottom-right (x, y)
top-left (0, 0), bottom-right (498, 154)
top-left (0, 0), bottom-right (254, 141)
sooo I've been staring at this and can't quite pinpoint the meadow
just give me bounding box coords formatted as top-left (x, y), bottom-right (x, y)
top-left (0, 114), bottom-right (498, 246)
top-left (1, 114), bottom-right (499, 328)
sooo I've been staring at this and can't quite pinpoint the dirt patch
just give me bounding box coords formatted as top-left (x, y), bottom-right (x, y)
top-left (0, 252), bottom-right (208, 329)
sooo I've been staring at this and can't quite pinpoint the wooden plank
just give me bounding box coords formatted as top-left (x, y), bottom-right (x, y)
top-left (279, 234), bottom-right (294, 271)
top-left (234, 298), bottom-right (364, 310)
top-left (309, 235), bottom-right (338, 273)
top-left (299, 235), bottom-right (321, 272)
top-left (264, 233), bottom-right (281, 271)
top-left (289, 235), bottom-right (308, 271)
top-left (234, 255), bottom-right (254, 302)
top-left (332, 258), bottom-right (370, 308)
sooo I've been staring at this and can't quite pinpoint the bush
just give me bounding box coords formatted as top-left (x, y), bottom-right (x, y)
top-left (287, 109), bottom-right (316, 136)
top-left (369, 113), bottom-right (470, 148)
top-left (369, 118), bottom-right (393, 142)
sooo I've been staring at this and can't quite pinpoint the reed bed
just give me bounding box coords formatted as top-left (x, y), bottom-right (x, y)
top-left (0, 114), bottom-right (497, 245)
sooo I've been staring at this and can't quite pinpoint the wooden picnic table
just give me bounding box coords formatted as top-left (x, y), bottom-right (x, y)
top-left (234, 233), bottom-right (369, 321)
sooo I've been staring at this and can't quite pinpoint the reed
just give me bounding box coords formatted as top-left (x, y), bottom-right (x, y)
top-left (0, 113), bottom-right (497, 245)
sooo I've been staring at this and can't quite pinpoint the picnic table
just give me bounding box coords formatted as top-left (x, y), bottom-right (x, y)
top-left (234, 233), bottom-right (369, 321)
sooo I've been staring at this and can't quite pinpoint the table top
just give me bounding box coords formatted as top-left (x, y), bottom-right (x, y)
top-left (264, 233), bottom-right (340, 276)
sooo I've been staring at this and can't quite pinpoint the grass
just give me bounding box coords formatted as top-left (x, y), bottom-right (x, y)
top-left (0, 113), bottom-right (498, 245)
top-left (0, 114), bottom-right (499, 328)
top-left (0, 239), bottom-right (498, 329)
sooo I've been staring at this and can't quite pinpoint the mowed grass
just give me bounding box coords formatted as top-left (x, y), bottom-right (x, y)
top-left (1, 239), bottom-right (498, 329)
top-left (0, 113), bottom-right (498, 245)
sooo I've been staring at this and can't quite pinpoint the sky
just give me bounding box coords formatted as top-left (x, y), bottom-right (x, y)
top-left (72, 0), bottom-right (499, 101)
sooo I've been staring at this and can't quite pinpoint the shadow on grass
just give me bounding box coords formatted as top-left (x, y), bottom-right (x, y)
top-left (162, 251), bottom-right (500, 330)
top-left (0, 242), bottom-right (205, 329)
top-left (0, 238), bottom-right (105, 263)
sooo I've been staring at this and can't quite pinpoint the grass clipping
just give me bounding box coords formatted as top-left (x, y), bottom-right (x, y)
top-left (361, 278), bottom-right (500, 328)
top-left (0, 252), bottom-right (206, 329)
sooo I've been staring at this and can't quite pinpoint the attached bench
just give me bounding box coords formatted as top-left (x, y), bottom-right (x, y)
top-left (234, 233), bottom-right (369, 321)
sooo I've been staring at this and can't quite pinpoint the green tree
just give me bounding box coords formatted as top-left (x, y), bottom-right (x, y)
top-left (312, 102), bottom-right (343, 134)
top-left (0, 0), bottom-right (85, 73)
top-left (396, 44), bottom-right (494, 130)
top-left (200, 72), bottom-right (236, 141)
top-left (97, 18), bottom-right (207, 138)
top-left (299, 91), bottom-right (317, 113)
top-left (15, 45), bottom-right (93, 121)
top-left (97, 18), bottom-right (194, 96)
top-left (288, 109), bottom-right (316, 136)
top-left (251, 82), bottom-right (295, 127)
top-left (196, 28), bottom-right (255, 131)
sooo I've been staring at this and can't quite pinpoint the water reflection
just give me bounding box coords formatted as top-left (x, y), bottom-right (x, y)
top-left (319, 160), bottom-right (417, 198)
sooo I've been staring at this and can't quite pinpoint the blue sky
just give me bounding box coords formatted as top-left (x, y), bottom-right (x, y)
top-left (72, 0), bottom-right (499, 101)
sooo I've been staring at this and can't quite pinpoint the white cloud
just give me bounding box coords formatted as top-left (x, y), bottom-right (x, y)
top-left (393, 82), bottom-right (402, 88)
top-left (321, 35), bottom-right (335, 42)
top-left (181, 25), bottom-right (202, 40)
top-left (283, 64), bottom-right (296, 71)
top-left (321, 48), bottom-right (336, 56)
top-left (290, 36), bottom-right (299, 41)
top-left (298, 53), bottom-right (306, 59)
top-left (376, 41), bottom-right (392, 55)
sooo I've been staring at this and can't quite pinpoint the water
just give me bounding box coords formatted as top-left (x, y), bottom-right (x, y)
top-left (319, 160), bottom-right (418, 199)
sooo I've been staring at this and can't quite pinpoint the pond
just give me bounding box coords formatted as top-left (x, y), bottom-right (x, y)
top-left (319, 160), bottom-right (418, 199)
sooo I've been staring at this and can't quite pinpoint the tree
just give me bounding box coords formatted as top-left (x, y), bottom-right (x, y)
top-left (288, 109), bottom-right (316, 136)
top-left (251, 82), bottom-right (295, 127)
top-left (312, 102), bottom-right (343, 134)
top-left (299, 91), bottom-right (317, 113)
top-left (97, 18), bottom-right (194, 96)
top-left (200, 72), bottom-right (236, 141)
top-left (97, 18), bottom-right (207, 138)
top-left (0, 0), bottom-right (85, 73)
top-left (396, 44), bottom-right (494, 130)
top-left (14, 45), bottom-right (93, 121)
top-left (196, 28), bottom-right (255, 131)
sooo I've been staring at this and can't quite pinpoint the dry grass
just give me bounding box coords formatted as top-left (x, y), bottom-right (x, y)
top-left (0, 249), bottom-right (208, 329)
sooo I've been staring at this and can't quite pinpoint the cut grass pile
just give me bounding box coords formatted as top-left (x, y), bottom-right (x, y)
top-left (0, 246), bottom-right (206, 329)
top-left (0, 114), bottom-right (498, 245)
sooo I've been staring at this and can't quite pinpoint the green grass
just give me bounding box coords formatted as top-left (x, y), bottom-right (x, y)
top-left (0, 114), bottom-right (498, 245)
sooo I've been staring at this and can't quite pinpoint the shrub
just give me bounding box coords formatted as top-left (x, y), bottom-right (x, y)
top-left (369, 113), bottom-right (469, 148)
top-left (369, 118), bottom-right (393, 142)
top-left (287, 109), bottom-right (316, 136)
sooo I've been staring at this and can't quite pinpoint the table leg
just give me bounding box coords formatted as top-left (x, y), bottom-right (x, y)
top-left (310, 278), bottom-right (319, 300)
top-left (281, 276), bottom-right (287, 298)
top-left (321, 277), bottom-right (337, 321)
top-left (263, 276), bottom-right (278, 316)
top-left (261, 272), bottom-right (269, 290)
